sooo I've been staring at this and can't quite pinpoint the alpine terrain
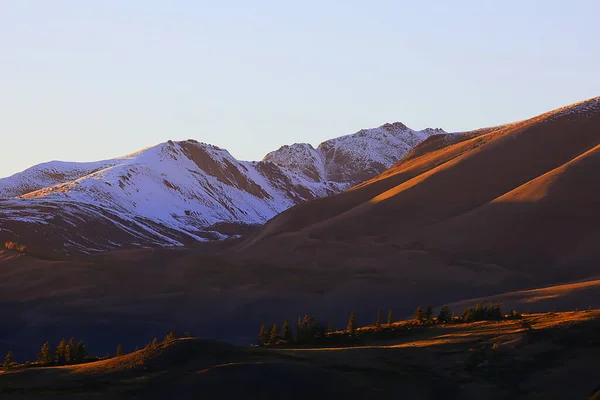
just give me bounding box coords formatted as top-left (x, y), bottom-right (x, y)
top-left (0, 123), bottom-right (443, 255)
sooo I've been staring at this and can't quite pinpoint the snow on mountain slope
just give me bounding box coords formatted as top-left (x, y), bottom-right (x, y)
top-left (0, 160), bottom-right (119, 198)
top-left (0, 123), bottom-right (444, 254)
top-left (263, 123), bottom-right (446, 184)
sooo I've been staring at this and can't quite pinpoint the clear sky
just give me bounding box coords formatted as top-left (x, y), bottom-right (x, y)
top-left (1, 1), bottom-right (599, 178)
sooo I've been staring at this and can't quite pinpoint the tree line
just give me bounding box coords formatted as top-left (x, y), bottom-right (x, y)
top-left (1, 330), bottom-right (191, 371)
top-left (257, 302), bottom-right (522, 346)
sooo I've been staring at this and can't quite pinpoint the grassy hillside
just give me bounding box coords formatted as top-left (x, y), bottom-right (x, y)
top-left (1, 310), bottom-right (599, 399)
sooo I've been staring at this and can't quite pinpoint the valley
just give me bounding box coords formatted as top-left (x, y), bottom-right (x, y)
top-left (1, 97), bottom-right (600, 399)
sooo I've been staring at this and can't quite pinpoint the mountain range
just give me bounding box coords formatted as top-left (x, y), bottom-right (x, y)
top-left (0, 123), bottom-right (445, 254)
top-left (1, 97), bottom-right (600, 366)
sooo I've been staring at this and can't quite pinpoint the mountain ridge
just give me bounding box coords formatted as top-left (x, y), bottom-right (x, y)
top-left (0, 122), bottom-right (443, 253)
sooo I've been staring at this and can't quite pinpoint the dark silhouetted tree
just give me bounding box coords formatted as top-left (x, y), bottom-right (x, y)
top-left (282, 320), bottom-right (292, 341)
top-left (297, 315), bottom-right (319, 341)
top-left (347, 312), bottom-right (356, 336)
top-left (3, 351), bottom-right (14, 371)
top-left (460, 307), bottom-right (475, 322)
top-left (116, 344), bottom-right (123, 357)
top-left (387, 310), bottom-right (393, 326)
top-left (73, 341), bottom-right (87, 363)
top-left (163, 330), bottom-right (176, 343)
top-left (414, 306), bottom-right (424, 322)
top-left (425, 305), bottom-right (433, 322)
top-left (490, 303), bottom-right (503, 320)
top-left (437, 305), bottom-right (452, 324)
top-left (56, 338), bottom-right (67, 364)
top-left (183, 331), bottom-right (192, 338)
top-left (65, 338), bottom-right (76, 363)
top-left (258, 324), bottom-right (268, 345)
top-left (375, 309), bottom-right (382, 330)
top-left (38, 342), bottom-right (54, 366)
top-left (269, 324), bottom-right (278, 344)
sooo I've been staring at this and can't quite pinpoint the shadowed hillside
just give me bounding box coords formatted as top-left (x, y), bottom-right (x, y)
top-left (1, 311), bottom-right (599, 399)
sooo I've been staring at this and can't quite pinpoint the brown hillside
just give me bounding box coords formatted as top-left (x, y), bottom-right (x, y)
top-left (233, 97), bottom-right (600, 284)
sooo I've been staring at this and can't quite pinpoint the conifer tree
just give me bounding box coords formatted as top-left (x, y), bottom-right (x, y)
top-left (163, 330), bottom-right (176, 343)
top-left (38, 342), bottom-right (54, 366)
top-left (425, 305), bottom-right (433, 322)
top-left (347, 312), bottom-right (356, 336)
top-left (3, 351), bottom-right (14, 371)
top-left (282, 320), bottom-right (292, 341)
top-left (375, 309), bottom-right (382, 330)
top-left (328, 320), bottom-right (334, 333)
top-left (269, 324), bottom-right (278, 344)
top-left (461, 307), bottom-right (475, 322)
top-left (151, 338), bottom-right (158, 347)
top-left (56, 338), bottom-right (67, 364)
top-left (74, 341), bottom-right (87, 363)
top-left (387, 310), bottom-right (393, 326)
top-left (116, 344), bottom-right (123, 357)
top-left (414, 306), bottom-right (424, 322)
top-left (437, 305), bottom-right (452, 324)
top-left (258, 324), bottom-right (268, 345)
top-left (66, 338), bottom-right (76, 363)
top-left (474, 301), bottom-right (485, 321)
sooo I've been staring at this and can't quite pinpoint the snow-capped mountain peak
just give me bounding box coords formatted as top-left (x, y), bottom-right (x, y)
top-left (0, 123), bottom-right (444, 253)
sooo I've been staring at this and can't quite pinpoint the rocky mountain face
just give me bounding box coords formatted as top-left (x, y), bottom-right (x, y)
top-left (0, 123), bottom-right (443, 254)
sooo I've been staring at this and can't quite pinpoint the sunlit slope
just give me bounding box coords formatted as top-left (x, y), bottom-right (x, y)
top-left (235, 97), bottom-right (600, 277)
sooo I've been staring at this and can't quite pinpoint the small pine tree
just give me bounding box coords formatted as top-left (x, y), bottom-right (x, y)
top-left (116, 344), bottom-right (123, 357)
top-left (269, 324), bottom-right (278, 344)
top-left (461, 307), bottom-right (475, 323)
top-left (375, 309), bottom-right (382, 330)
top-left (387, 310), bottom-right (393, 326)
top-left (183, 331), bottom-right (192, 338)
top-left (474, 301), bottom-right (485, 321)
top-left (56, 338), bottom-right (67, 364)
top-left (258, 324), bottom-right (268, 345)
top-left (282, 320), bottom-right (292, 341)
top-left (425, 305), bottom-right (433, 322)
top-left (65, 338), bottom-right (76, 363)
top-left (151, 338), bottom-right (158, 347)
top-left (74, 341), bottom-right (87, 363)
top-left (3, 351), bottom-right (14, 371)
top-left (38, 342), bottom-right (54, 366)
top-left (163, 330), bottom-right (176, 343)
top-left (347, 312), bottom-right (356, 336)
top-left (134, 346), bottom-right (140, 352)
top-left (414, 306), bottom-right (424, 322)
top-left (437, 305), bottom-right (452, 324)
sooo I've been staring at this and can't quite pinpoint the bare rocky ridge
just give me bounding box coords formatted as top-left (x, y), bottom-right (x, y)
top-left (0, 123), bottom-right (442, 254)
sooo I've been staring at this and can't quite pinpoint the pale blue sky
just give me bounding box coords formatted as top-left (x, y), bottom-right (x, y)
top-left (1, 1), bottom-right (599, 178)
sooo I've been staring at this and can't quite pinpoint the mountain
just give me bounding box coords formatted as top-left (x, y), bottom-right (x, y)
top-left (0, 123), bottom-right (442, 254)
top-left (234, 97), bottom-right (600, 283)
